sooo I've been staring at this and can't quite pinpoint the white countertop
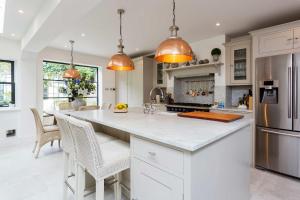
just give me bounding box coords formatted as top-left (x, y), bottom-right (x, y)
top-left (210, 107), bottom-right (253, 113)
top-left (0, 107), bottom-right (20, 112)
top-left (68, 108), bottom-right (253, 152)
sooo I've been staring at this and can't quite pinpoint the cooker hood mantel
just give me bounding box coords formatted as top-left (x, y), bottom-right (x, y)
top-left (164, 62), bottom-right (223, 79)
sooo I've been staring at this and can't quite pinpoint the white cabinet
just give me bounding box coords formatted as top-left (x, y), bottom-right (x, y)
top-left (252, 24), bottom-right (300, 57)
top-left (258, 29), bottom-right (293, 54)
top-left (293, 27), bottom-right (300, 49)
top-left (131, 158), bottom-right (183, 200)
top-left (153, 61), bottom-right (167, 88)
top-left (115, 57), bottom-right (153, 106)
top-left (225, 37), bottom-right (252, 85)
top-left (131, 136), bottom-right (183, 200)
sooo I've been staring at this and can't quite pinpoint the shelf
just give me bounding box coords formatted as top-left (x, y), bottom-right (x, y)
top-left (163, 62), bottom-right (223, 72)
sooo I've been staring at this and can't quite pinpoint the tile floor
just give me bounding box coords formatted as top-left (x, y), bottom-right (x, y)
top-left (0, 137), bottom-right (300, 200)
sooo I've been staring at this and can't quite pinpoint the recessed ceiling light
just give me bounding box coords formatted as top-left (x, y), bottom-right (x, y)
top-left (64, 45), bottom-right (68, 48)
top-left (135, 48), bottom-right (139, 51)
top-left (216, 22), bottom-right (221, 27)
top-left (81, 33), bottom-right (86, 37)
top-left (18, 9), bottom-right (24, 14)
top-left (0, 0), bottom-right (7, 33)
top-left (11, 33), bottom-right (15, 37)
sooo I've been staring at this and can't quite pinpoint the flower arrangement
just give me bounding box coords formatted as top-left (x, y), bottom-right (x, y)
top-left (59, 75), bottom-right (96, 100)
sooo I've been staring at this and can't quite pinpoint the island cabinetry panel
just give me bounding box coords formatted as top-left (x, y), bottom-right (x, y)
top-left (131, 136), bottom-right (184, 175)
top-left (131, 158), bottom-right (183, 200)
top-left (131, 136), bottom-right (184, 200)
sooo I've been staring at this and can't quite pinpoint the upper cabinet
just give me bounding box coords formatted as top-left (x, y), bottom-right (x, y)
top-left (251, 21), bottom-right (300, 57)
top-left (153, 61), bottom-right (167, 88)
top-left (225, 36), bottom-right (252, 85)
top-left (258, 29), bottom-right (293, 55)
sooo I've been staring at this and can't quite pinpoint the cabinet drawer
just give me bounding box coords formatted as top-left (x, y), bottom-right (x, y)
top-left (131, 137), bottom-right (184, 175)
top-left (131, 158), bottom-right (183, 200)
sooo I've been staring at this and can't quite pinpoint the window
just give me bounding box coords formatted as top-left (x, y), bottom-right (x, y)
top-left (43, 61), bottom-right (98, 110)
top-left (0, 60), bottom-right (15, 107)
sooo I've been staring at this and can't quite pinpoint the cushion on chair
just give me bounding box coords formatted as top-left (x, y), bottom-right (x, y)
top-left (95, 132), bottom-right (117, 144)
top-left (43, 125), bottom-right (59, 132)
top-left (97, 139), bottom-right (130, 178)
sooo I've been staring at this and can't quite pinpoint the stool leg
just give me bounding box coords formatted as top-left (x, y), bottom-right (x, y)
top-left (76, 165), bottom-right (85, 200)
top-left (32, 141), bottom-right (37, 153)
top-left (114, 173), bottom-right (122, 200)
top-left (96, 179), bottom-right (104, 200)
top-left (63, 152), bottom-right (69, 200)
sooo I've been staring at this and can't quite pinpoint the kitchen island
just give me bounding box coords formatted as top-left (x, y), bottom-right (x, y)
top-left (69, 108), bottom-right (253, 200)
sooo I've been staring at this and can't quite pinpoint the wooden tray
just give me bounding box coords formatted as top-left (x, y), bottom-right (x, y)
top-left (178, 111), bottom-right (243, 122)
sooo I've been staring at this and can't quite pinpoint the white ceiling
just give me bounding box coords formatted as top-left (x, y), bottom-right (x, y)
top-left (2, 0), bottom-right (300, 57)
top-left (49, 0), bottom-right (300, 57)
top-left (0, 0), bottom-right (44, 39)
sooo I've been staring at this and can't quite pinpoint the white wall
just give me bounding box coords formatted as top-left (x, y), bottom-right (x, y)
top-left (37, 47), bottom-right (115, 112)
top-left (0, 37), bottom-right (37, 139)
top-left (166, 35), bottom-right (227, 103)
top-left (0, 39), bottom-right (115, 139)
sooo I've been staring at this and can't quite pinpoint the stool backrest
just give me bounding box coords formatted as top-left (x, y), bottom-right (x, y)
top-left (55, 113), bottom-right (75, 154)
top-left (68, 117), bottom-right (103, 177)
top-left (78, 105), bottom-right (100, 111)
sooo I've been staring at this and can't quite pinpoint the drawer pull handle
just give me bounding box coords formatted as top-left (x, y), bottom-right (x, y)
top-left (148, 152), bottom-right (156, 156)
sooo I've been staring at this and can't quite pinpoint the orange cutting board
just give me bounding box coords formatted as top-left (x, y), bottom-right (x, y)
top-left (178, 111), bottom-right (243, 122)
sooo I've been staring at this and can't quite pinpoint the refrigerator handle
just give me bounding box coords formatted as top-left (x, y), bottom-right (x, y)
top-left (288, 67), bottom-right (292, 118)
top-left (295, 67), bottom-right (298, 119)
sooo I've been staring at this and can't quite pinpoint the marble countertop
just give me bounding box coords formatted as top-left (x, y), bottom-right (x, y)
top-left (0, 107), bottom-right (20, 112)
top-left (67, 108), bottom-right (253, 152)
top-left (210, 107), bottom-right (253, 113)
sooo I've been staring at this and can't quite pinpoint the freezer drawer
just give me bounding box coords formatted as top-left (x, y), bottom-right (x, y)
top-left (255, 127), bottom-right (300, 178)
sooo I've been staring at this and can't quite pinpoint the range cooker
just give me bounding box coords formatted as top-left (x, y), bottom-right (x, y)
top-left (166, 103), bottom-right (212, 112)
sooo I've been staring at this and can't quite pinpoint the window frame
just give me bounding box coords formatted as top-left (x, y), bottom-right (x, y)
top-left (0, 60), bottom-right (15, 107)
top-left (42, 60), bottom-right (99, 106)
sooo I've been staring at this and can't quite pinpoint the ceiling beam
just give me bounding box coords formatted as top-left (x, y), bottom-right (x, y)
top-left (21, 0), bottom-right (102, 52)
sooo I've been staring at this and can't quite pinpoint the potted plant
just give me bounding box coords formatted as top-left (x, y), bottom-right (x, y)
top-left (211, 48), bottom-right (221, 62)
top-left (59, 74), bottom-right (96, 110)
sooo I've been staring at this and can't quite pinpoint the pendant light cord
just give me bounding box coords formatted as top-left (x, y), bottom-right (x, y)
top-left (119, 11), bottom-right (123, 42)
top-left (172, 0), bottom-right (176, 26)
top-left (169, 0), bottom-right (178, 37)
top-left (70, 40), bottom-right (74, 69)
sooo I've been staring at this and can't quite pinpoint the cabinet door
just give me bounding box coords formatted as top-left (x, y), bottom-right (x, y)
top-left (128, 60), bottom-right (144, 106)
top-left (293, 27), bottom-right (300, 49)
top-left (153, 62), bottom-right (167, 87)
top-left (131, 158), bottom-right (183, 200)
top-left (115, 71), bottom-right (128, 103)
top-left (259, 30), bottom-right (293, 55)
top-left (230, 43), bottom-right (251, 85)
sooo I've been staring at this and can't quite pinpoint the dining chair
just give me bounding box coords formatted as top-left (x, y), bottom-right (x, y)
top-left (78, 105), bottom-right (100, 111)
top-left (68, 117), bottom-right (130, 200)
top-left (30, 108), bottom-right (61, 158)
top-left (55, 113), bottom-right (120, 200)
top-left (59, 102), bottom-right (73, 110)
top-left (101, 103), bottom-right (112, 110)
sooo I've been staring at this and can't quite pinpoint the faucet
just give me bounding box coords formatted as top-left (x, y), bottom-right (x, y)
top-left (149, 87), bottom-right (165, 104)
top-left (144, 87), bottom-right (165, 114)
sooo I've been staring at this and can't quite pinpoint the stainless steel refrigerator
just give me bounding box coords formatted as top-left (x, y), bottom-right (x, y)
top-left (256, 53), bottom-right (300, 178)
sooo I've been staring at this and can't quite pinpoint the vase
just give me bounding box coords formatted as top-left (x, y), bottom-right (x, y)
top-left (212, 55), bottom-right (220, 62)
top-left (71, 97), bottom-right (86, 111)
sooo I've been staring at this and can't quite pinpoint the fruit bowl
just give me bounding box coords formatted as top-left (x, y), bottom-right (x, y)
top-left (113, 108), bottom-right (128, 113)
top-left (113, 103), bottom-right (128, 113)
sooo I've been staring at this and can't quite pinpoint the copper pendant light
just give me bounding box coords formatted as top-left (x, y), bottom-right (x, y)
top-left (63, 40), bottom-right (81, 79)
top-left (155, 0), bottom-right (193, 63)
top-left (107, 9), bottom-right (134, 71)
